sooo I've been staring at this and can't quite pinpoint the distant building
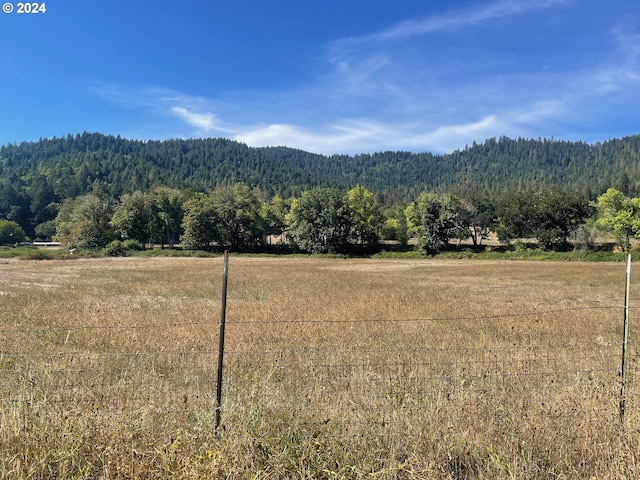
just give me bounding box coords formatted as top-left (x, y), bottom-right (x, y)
top-left (33, 242), bottom-right (61, 247)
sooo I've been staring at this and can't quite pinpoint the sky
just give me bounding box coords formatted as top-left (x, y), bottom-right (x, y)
top-left (1, 0), bottom-right (639, 155)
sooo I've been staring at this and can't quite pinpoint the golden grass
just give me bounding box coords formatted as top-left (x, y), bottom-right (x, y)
top-left (0, 256), bottom-right (638, 478)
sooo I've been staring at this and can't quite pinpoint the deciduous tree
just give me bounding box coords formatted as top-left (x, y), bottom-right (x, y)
top-left (0, 219), bottom-right (27, 245)
top-left (152, 186), bottom-right (184, 248)
top-left (288, 188), bottom-right (352, 253)
top-left (596, 187), bottom-right (640, 252)
top-left (464, 194), bottom-right (498, 247)
top-left (180, 193), bottom-right (217, 250)
top-left (496, 187), bottom-right (592, 250)
top-left (405, 193), bottom-right (459, 253)
top-left (54, 194), bottom-right (114, 249)
top-left (346, 185), bottom-right (382, 246)
top-left (111, 191), bottom-right (155, 248)
top-left (209, 183), bottom-right (266, 251)
top-left (260, 194), bottom-right (288, 245)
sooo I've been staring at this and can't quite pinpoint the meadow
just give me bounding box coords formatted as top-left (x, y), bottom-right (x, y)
top-left (0, 255), bottom-right (638, 478)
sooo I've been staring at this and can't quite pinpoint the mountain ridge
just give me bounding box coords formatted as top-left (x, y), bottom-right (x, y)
top-left (1, 131), bottom-right (639, 202)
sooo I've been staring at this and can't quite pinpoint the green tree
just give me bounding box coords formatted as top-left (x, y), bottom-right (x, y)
top-left (209, 183), bottom-right (266, 251)
top-left (496, 187), bottom-right (593, 250)
top-left (495, 189), bottom-right (537, 245)
top-left (54, 194), bottom-right (114, 249)
top-left (288, 188), bottom-right (352, 253)
top-left (34, 220), bottom-right (57, 241)
top-left (260, 194), bottom-right (288, 245)
top-left (111, 191), bottom-right (156, 248)
top-left (444, 195), bottom-right (472, 248)
top-left (464, 194), bottom-right (498, 247)
top-left (381, 205), bottom-right (409, 245)
top-left (346, 185), bottom-right (382, 246)
top-left (0, 219), bottom-right (27, 245)
top-left (534, 188), bottom-right (593, 250)
top-left (0, 179), bottom-right (30, 235)
top-left (180, 193), bottom-right (217, 250)
top-left (152, 186), bottom-right (184, 248)
top-left (405, 193), bottom-right (459, 253)
top-left (596, 187), bottom-right (640, 253)
top-left (27, 175), bottom-right (58, 229)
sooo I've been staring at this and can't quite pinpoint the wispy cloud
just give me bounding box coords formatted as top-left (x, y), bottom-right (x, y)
top-left (91, 83), bottom-right (206, 111)
top-left (332, 0), bottom-right (567, 48)
top-left (512, 100), bottom-right (566, 124)
top-left (302, 0), bottom-right (576, 152)
top-left (92, 82), bottom-right (235, 136)
top-left (235, 116), bottom-right (513, 155)
top-left (235, 121), bottom-right (392, 154)
top-left (406, 116), bottom-right (501, 152)
top-left (91, 1), bottom-right (640, 154)
top-left (593, 26), bottom-right (640, 93)
top-left (171, 107), bottom-right (223, 134)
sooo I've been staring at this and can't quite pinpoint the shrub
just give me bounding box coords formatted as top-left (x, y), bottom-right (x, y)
top-left (104, 240), bottom-right (126, 257)
top-left (513, 239), bottom-right (527, 252)
top-left (122, 239), bottom-right (144, 251)
top-left (18, 249), bottom-right (56, 261)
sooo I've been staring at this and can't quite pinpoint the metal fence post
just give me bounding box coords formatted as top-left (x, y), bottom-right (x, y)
top-left (620, 252), bottom-right (631, 426)
top-left (215, 251), bottom-right (229, 433)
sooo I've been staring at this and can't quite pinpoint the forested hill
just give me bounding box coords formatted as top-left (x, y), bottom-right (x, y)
top-left (1, 132), bottom-right (640, 202)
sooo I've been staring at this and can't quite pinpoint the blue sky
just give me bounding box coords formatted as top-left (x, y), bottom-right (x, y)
top-left (1, 0), bottom-right (639, 155)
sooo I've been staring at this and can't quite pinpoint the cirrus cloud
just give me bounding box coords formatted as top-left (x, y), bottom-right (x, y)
top-left (170, 107), bottom-right (220, 133)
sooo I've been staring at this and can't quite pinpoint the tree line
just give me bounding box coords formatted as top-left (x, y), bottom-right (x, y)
top-left (2, 132), bottom-right (640, 244)
top-left (2, 183), bottom-right (637, 255)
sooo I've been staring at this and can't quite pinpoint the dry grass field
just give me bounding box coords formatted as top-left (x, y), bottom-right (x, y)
top-left (0, 255), bottom-right (638, 478)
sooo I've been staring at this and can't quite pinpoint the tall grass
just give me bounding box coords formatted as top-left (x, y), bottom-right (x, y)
top-left (0, 256), bottom-right (638, 478)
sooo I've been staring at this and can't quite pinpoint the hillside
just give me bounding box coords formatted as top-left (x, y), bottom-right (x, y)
top-left (2, 132), bottom-right (639, 201)
top-left (1, 131), bottom-right (640, 239)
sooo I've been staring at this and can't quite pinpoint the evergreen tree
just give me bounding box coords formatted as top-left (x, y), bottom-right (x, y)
top-left (27, 175), bottom-right (58, 233)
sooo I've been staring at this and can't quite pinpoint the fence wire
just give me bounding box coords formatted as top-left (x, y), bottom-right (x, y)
top-left (223, 314), bottom-right (634, 433)
top-left (1, 306), bottom-right (636, 436)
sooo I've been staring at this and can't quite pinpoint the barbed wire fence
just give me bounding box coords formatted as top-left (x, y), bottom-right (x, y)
top-left (0, 254), bottom-right (637, 440)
